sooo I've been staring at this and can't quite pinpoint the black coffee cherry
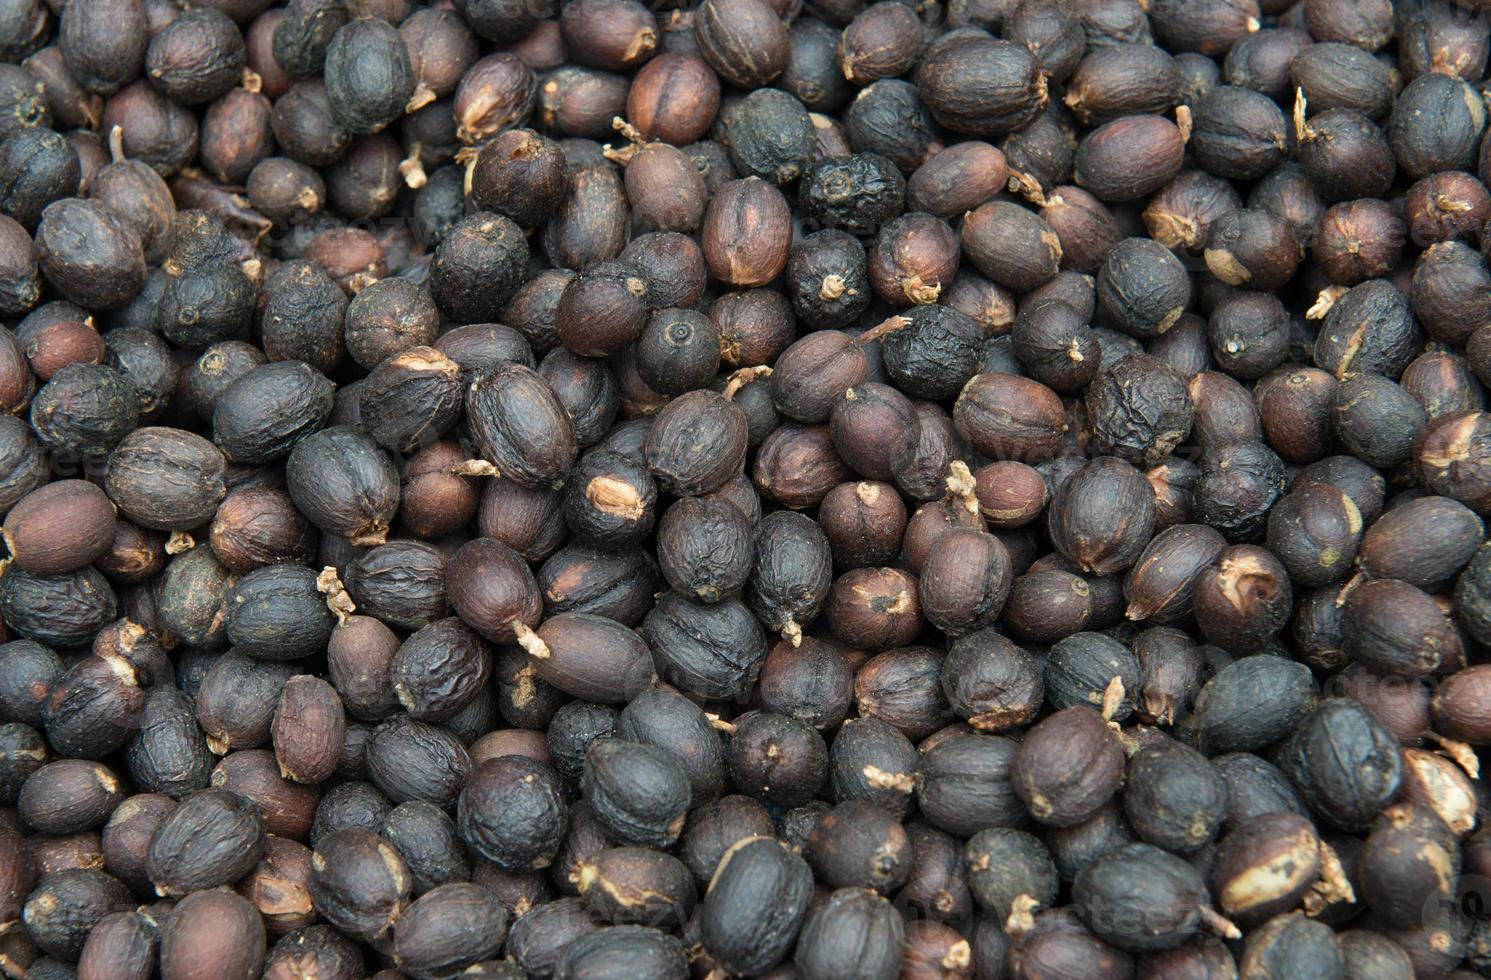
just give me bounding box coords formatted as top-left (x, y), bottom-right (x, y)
top-left (1389, 73), bottom-right (1486, 181)
top-left (918, 730), bottom-right (1025, 837)
top-left (700, 836), bottom-right (812, 977)
top-left (458, 756), bottom-right (567, 872)
top-left (881, 304), bottom-right (984, 401)
top-left (555, 926), bottom-right (688, 979)
top-left (145, 8), bottom-right (245, 105)
top-left (635, 309), bottom-right (719, 396)
top-left (211, 360), bottom-right (334, 465)
top-left (1280, 698), bottom-right (1402, 832)
top-left (1124, 738), bottom-right (1227, 854)
top-left (1073, 842), bottom-right (1220, 953)
top-left (1086, 354), bottom-right (1194, 466)
top-left (430, 212), bottom-right (529, 324)
top-left (1011, 298), bottom-right (1100, 392)
top-left (323, 17), bottom-right (414, 136)
top-left (728, 711), bottom-right (828, 809)
top-left (1331, 372), bottom-right (1427, 469)
top-left (1190, 85), bottom-right (1288, 181)
top-left (1206, 291), bottom-right (1289, 380)
top-left (561, 450), bottom-right (657, 548)
top-left (794, 887), bottom-right (905, 980)
top-left (583, 739), bottom-right (691, 848)
top-left (146, 788), bottom-right (266, 894)
top-left (644, 590), bottom-right (769, 702)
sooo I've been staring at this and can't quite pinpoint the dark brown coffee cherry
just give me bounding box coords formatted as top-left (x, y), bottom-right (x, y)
top-left (1047, 456), bottom-right (1156, 576)
top-left (432, 210), bottom-right (530, 322)
top-left (918, 529), bottom-right (1013, 637)
top-left (308, 827), bottom-right (412, 942)
top-left (692, 0), bottom-right (787, 88)
top-left (19, 759), bottom-right (125, 834)
top-left (1065, 43), bottom-right (1181, 127)
top-left (1074, 114), bottom-right (1187, 202)
top-left (465, 362), bottom-right (577, 491)
top-left (644, 390), bottom-right (748, 497)
top-left (628, 53), bottom-right (719, 144)
top-left (906, 141), bottom-right (1007, 222)
top-left (104, 427), bottom-right (227, 532)
top-left (702, 176), bottom-right (793, 288)
top-left (1124, 524), bottom-right (1227, 625)
top-left (392, 882), bottom-right (507, 979)
top-left (466, 128), bottom-right (565, 230)
top-left (726, 710), bottom-right (827, 809)
top-left (34, 198), bottom-right (145, 311)
top-left (45, 647), bottom-right (147, 758)
top-left (868, 211), bottom-right (958, 307)
top-left (1191, 85), bottom-right (1288, 181)
top-left (553, 261), bottom-right (650, 359)
top-left (1359, 494), bottom-right (1483, 592)
top-left (1011, 706), bottom-right (1125, 827)
top-left (914, 34), bottom-right (1046, 137)
top-left (962, 200), bottom-right (1062, 293)
top-left (2, 480), bottom-right (116, 575)
top-left (145, 8), bottom-right (245, 105)
top-left (940, 628), bottom-right (1042, 734)
top-left (1342, 578), bottom-right (1462, 678)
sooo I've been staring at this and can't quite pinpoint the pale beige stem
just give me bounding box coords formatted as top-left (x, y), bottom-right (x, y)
top-left (1199, 906), bottom-right (1241, 940)
top-left (512, 619), bottom-right (551, 659)
top-left (1004, 894), bottom-right (1040, 941)
top-left (854, 314), bottom-right (913, 345)
top-left (316, 566), bottom-right (356, 624)
top-left (722, 365), bottom-right (772, 400)
top-left (450, 459), bottom-right (501, 478)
